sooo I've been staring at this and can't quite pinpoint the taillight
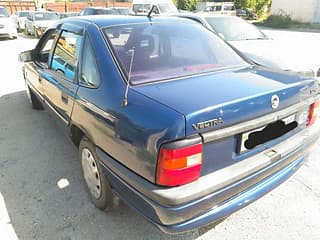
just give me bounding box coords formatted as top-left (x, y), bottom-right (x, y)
top-left (156, 143), bottom-right (202, 187)
top-left (307, 100), bottom-right (320, 126)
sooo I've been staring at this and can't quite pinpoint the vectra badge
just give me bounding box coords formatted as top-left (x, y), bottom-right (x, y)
top-left (192, 118), bottom-right (224, 130)
top-left (271, 95), bottom-right (280, 109)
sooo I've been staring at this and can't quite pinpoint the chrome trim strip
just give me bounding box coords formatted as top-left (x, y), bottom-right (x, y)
top-left (201, 99), bottom-right (314, 143)
top-left (43, 98), bottom-right (68, 125)
top-left (77, 98), bottom-right (117, 123)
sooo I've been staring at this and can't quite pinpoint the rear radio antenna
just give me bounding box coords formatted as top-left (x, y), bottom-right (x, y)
top-left (122, 47), bottom-right (135, 107)
top-left (147, 5), bottom-right (156, 18)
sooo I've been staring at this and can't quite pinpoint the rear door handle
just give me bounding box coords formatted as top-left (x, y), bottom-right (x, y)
top-left (61, 91), bottom-right (68, 104)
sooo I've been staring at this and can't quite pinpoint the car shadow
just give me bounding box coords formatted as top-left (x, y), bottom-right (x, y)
top-left (0, 91), bottom-right (226, 240)
top-left (0, 37), bottom-right (17, 41)
top-left (17, 32), bottom-right (37, 40)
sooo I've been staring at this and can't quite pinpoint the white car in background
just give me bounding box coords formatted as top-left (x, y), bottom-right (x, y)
top-left (25, 11), bottom-right (59, 38)
top-left (178, 14), bottom-right (319, 78)
top-left (11, 10), bottom-right (31, 32)
top-left (132, 0), bottom-right (178, 15)
top-left (200, 2), bottom-right (236, 16)
top-left (0, 6), bottom-right (17, 40)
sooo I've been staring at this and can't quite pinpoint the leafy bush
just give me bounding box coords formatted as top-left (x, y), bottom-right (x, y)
top-left (264, 13), bottom-right (294, 28)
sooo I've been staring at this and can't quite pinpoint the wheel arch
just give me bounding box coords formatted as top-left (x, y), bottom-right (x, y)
top-left (69, 123), bottom-right (93, 147)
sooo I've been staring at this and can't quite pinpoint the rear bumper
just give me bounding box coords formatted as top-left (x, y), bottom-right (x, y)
top-left (96, 123), bottom-right (320, 234)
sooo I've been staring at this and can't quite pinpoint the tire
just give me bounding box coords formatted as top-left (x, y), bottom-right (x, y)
top-left (26, 84), bottom-right (43, 110)
top-left (79, 137), bottom-right (113, 210)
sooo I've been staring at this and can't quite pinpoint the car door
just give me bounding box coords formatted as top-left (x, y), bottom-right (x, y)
top-left (24, 28), bottom-right (58, 100)
top-left (42, 24), bottom-right (83, 125)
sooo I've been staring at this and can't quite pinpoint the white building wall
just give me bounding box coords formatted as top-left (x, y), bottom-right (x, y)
top-left (271, 0), bottom-right (318, 23)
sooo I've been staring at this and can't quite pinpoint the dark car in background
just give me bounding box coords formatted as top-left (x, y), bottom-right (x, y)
top-left (109, 7), bottom-right (135, 15)
top-left (60, 12), bottom-right (79, 19)
top-left (19, 15), bottom-right (320, 233)
top-left (79, 7), bottom-right (134, 16)
top-left (79, 7), bottom-right (116, 16)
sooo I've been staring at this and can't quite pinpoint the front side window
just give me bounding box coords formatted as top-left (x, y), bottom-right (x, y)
top-left (51, 31), bottom-right (82, 81)
top-left (104, 21), bottom-right (248, 85)
top-left (80, 36), bottom-right (100, 88)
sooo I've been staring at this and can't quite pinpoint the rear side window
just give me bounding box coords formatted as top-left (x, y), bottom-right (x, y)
top-left (79, 35), bottom-right (100, 88)
top-left (51, 31), bottom-right (82, 81)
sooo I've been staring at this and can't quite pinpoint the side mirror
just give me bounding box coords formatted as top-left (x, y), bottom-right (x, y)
top-left (19, 50), bottom-right (35, 62)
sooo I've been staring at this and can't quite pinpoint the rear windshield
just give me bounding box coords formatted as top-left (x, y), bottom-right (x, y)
top-left (103, 21), bottom-right (248, 84)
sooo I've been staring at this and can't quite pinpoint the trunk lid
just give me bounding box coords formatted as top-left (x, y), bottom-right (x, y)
top-left (134, 66), bottom-right (316, 136)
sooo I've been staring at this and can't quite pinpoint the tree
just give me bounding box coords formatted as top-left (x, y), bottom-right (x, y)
top-left (234, 0), bottom-right (271, 16)
top-left (174, 0), bottom-right (197, 11)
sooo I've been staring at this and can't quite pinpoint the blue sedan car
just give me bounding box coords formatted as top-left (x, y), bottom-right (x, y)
top-left (19, 15), bottom-right (320, 233)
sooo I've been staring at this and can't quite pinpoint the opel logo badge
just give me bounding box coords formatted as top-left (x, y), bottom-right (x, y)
top-left (271, 95), bottom-right (280, 109)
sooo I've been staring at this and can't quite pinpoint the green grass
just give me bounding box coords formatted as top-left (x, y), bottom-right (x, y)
top-left (255, 14), bottom-right (320, 31)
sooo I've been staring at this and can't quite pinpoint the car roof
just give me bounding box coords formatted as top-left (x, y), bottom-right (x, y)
top-left (60, 15), bottom-right (192, 28)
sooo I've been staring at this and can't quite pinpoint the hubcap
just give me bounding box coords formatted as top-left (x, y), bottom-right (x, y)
top-left (81, 148), bottom-right (102, 199)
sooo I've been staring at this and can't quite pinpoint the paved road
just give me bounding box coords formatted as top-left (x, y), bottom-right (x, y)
top-left (0, 31), bottom-right (320, 240)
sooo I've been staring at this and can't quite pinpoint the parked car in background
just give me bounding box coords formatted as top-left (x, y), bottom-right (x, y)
top-left (109, 7), bottom-right (135, 15)
top-left (132, 0), bottom-right (178, 15)
top-left (25, 11), bottom-right (60, 38)
top-left (177, 14), bottom-right (319, 78)
top-left (0, 6), bottom-right (17, 39)
top-left (79, 7), bottom-right (116, 16)
top-left (11, 10), bottom-right (31, 32)
top-left (19, 15), bottom-right (320, 233)
top-left (60, 12), bottom-right (79, 19)
top-left (235, 8), bottom-right (258, 19)
top-left (200, 2), bottom-right (236, 16)
top-left (236, 8), bottom-right (246, 17)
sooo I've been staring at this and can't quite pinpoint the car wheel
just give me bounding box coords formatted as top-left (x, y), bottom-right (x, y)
top-left (26, 84), bottom-right (43, 110)
top-left (79, 137), bottom-right (113, 210)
